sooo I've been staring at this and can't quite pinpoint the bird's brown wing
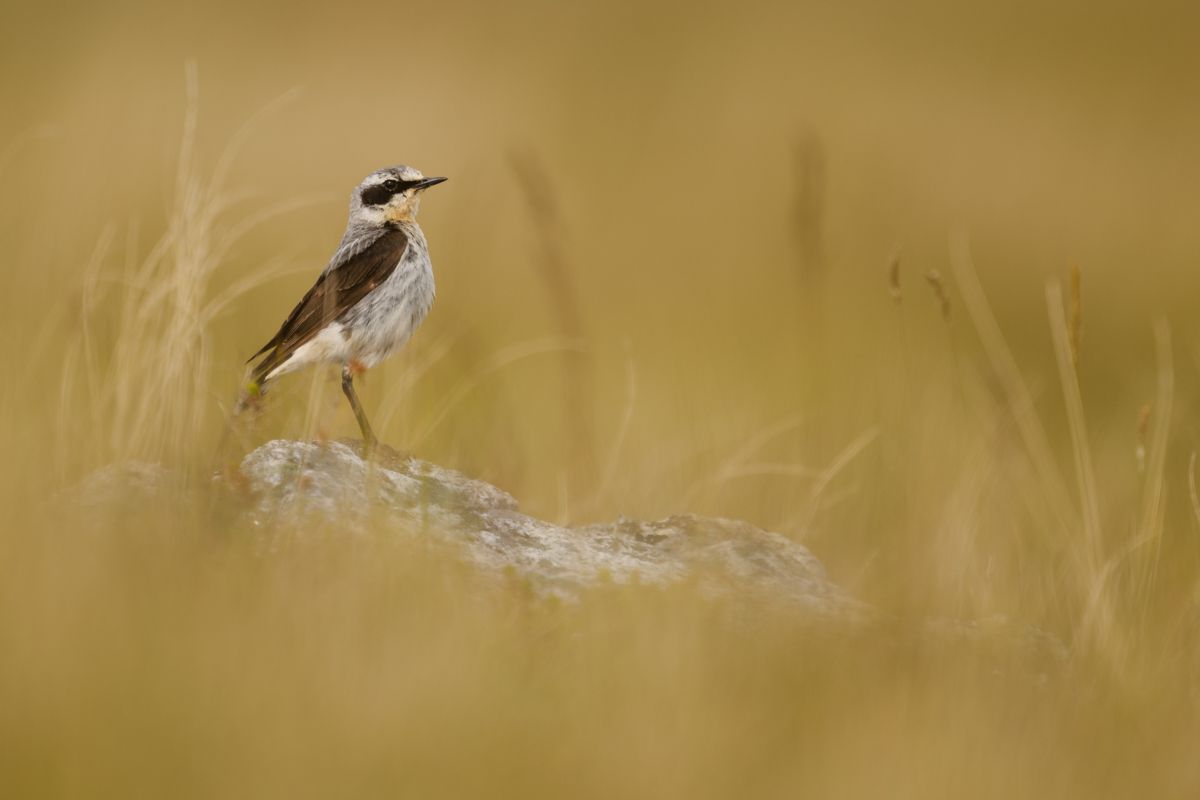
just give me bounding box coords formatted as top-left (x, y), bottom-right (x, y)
top-left (248, 227), bottom-right (409, 384)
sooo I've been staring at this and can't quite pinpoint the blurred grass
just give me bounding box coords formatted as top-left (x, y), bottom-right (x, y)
top-left (2, 0), bottom-right (1200, 796)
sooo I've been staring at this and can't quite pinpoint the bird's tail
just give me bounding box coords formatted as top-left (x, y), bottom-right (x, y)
top-left (243, 336), bottom-right (295, 399)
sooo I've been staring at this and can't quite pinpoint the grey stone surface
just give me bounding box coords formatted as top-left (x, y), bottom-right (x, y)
top-left (234, 439), bottom-right (863, 615)
top-left (70, 440), bottom-right (1072, 674)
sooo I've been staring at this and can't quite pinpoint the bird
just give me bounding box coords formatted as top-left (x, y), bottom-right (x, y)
top-left (243, 165), bottom-right (447, 449)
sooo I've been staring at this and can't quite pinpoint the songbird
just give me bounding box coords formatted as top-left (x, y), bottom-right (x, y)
top-left (244, 165), bottom-right (447, 448)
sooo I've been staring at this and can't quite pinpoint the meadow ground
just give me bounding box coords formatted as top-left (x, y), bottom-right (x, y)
top-left (2, 1), bottom-right (1200, 796)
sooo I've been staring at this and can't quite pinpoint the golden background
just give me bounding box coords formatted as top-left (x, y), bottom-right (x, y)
top-left (2, 0), bottom-right (1198, 796)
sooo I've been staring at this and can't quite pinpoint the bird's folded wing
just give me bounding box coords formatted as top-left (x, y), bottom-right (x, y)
top-left (248, 227), bottom-right (410, 382)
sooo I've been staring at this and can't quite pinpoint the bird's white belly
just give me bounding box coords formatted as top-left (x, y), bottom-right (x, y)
top-left (344, 295), bottom-right (423, 368)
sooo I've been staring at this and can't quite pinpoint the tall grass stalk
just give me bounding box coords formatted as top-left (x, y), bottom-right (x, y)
top-left (54, 67), bottom-right (310, 474)
top-left (1046, 279), bottom-right (1110, 660)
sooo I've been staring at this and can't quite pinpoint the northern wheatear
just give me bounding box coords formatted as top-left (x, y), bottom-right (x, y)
top-left (244, 165), bottom-right (447, 447)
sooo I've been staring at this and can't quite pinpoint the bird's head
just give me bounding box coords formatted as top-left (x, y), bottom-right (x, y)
top-left (351, 165), bottom-right (447, 226)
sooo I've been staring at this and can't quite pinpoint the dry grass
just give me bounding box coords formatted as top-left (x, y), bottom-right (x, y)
top-left (3, 2), bottom-right (1200, 796)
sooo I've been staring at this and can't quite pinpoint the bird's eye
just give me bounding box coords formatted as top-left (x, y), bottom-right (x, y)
top-left (383, 179), bottom-right (400, 192)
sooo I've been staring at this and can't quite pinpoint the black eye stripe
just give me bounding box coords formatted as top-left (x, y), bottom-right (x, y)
top-left (360, 185), bottom-right (388, 205)
top-left (360, 179), bottom-right (420, 206)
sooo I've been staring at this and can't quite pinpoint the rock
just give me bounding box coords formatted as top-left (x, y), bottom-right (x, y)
top-left (67, 441), bottom-right (1071, 674)
top-left (234, 439), bottom-right (864, 616)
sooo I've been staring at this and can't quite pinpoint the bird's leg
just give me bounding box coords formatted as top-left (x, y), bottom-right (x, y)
top-left (341, 364), bottom-right (378, 451)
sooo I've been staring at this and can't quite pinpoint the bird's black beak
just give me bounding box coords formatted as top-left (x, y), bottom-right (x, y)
top-left (414, 176), bottom-right (448, 190)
